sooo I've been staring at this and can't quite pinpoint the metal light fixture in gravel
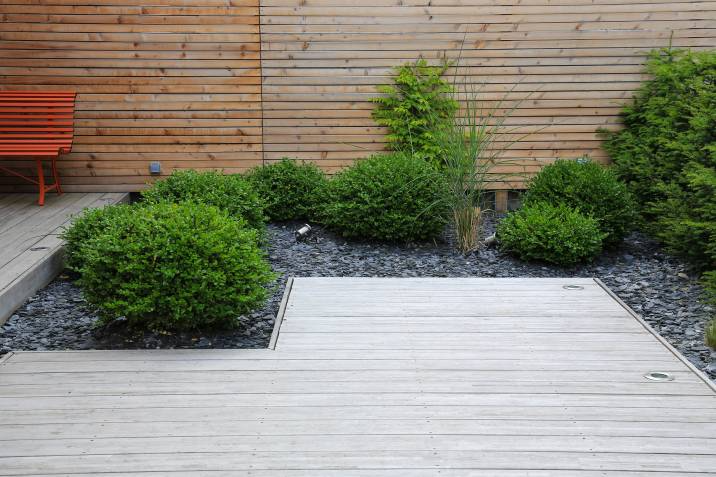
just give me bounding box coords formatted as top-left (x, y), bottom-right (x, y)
top-left (294, 224), bottom-right (312, 241)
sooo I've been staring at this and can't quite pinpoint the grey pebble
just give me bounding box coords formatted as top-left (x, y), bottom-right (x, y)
top-left (0, 217), bottom-right (713, 381)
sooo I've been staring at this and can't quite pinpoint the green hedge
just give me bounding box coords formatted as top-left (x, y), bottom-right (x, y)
top-left (321, 153), bottom-right (448, 242)
top-left (601, 48), bottom-right (716, 301)
top-left (76, 202), bottom-right (275, 332)
top-left (246, 159), bottom-right (327, 221)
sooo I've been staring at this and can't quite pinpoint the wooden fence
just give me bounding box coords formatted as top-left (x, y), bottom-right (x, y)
top-left (1, 0), bottom-right (715, 191)
top-left (0, 0), bottom-right (262, 192)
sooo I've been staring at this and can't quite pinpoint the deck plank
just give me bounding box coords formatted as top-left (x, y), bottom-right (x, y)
top-left (0, 277), bottom-right (714, 474)
top-left (0, 192), bottom-right (128, 324)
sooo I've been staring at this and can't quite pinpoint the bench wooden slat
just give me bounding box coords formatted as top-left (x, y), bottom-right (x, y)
top-left (0, 147), bottom-right (69, 150)
top-left (0, 117), bottom-right (75, 122)
top-left (0, 91), bottom-right (75, 94)
top-left (0, 152), bottom-right (66, 156)
top-left (0, 145), bottom-right (71, 149)
top-left (0, 95), bottom-right (75, 97)
top-left (0, 141), bottom-right (71, 144)
top-left (0, 108), bottom-right (75, 113)
top-left (0, 121), bottom-right (75, 125)
top-left (0, 151), bottom-right (65, 156)
top-left (0, 130), bottom-right (73, 134)
top-left (0, 130), bottom-right (75, 135)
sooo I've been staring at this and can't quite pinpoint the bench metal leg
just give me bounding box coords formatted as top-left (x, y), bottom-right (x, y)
top-left (36, 159), bottom-right (46, 206)
top-left (0, 157), bottom-right (63, 206)
top-left (50, 157), bottom-right (63, 195)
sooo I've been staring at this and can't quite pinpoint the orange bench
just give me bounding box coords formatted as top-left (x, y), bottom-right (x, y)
top-left (0, 91), bottom-right (76, 205)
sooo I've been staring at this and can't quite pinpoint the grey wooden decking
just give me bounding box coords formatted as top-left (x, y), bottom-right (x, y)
top-left (0, 192), bottom-right (128, 324)
top-left (0, 277), bottom-right (715, 475)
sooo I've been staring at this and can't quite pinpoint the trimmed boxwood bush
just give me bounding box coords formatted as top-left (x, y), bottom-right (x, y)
top-left (141, 169), bottom-right (265, 230)
top-left (246, 159), bottom-right (327, 221)
top-left (77, 202), bottom-right (275, 332)
top-left (321, 153), bottom-right (447, 242)
top-left (497, 202), bottom-right (606, 266)
top-left (522, 158), bottom-right (637, 246)
top-left (61, 203), bottom-right (136, 273)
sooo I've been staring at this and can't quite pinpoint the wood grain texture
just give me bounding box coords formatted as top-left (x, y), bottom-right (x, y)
top-left (0, 192), bottom-right (128, 324)
top-left (259, 0), bottom-right (716, 186)
top-left (0, 277), bottom-right (715, 474)
top-left (0, 0), bottom-right (261, 191)
top-left (2, 0), bottom-right (716, 191)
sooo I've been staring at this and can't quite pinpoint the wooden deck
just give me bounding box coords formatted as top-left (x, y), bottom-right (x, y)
top-left (1, 277), bottom-right (715, 475)
top-left (0, 192), bottom-right (129, 324)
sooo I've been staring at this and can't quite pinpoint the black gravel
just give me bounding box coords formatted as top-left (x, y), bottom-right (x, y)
top-left (2, 218), bottom-right (714, 380)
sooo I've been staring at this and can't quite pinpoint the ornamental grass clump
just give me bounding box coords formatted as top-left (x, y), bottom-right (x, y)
top-left (429, 81), bottom-right (534, 253)
top-left (141, 169), bottom-right (265, 230)
top-left (497, 202), bottom-right (606, 266)
top-left (522, 158), bottom-right (637, 246)
top-left (371, 54), bottom-right (536, 252)
top-left (246, 158), bottom-right (327, 221)
top-left (77, 202), bottom-right (275, 332)
top-left (321, 153), bottom-right (448, 242)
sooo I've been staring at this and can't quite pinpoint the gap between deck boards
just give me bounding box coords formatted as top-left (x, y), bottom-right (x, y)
top-left (0, 192), bottom-right (129, 325)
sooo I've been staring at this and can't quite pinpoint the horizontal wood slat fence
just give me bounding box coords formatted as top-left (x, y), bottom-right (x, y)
top-left (1, 0), bottom-right (715, 191)
top-left (0, 0), bottom-right (262, 192)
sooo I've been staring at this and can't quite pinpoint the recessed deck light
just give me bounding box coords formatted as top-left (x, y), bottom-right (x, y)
top-left (562, 284), bottom-right (584, 290)
top-left (644, 371), bottom-right (674, 382)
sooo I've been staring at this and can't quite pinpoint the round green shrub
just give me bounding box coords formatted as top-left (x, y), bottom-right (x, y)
top-left (246, 159), bottom-right (327, 221)
top-left (141, 169), bottom-right (265, 230)
top-left (78, 202), bottom-right (275, 332)
top-left (321, 153), bottom-right (447, 242)
top-left (61, 203), bottom-right (137, 273)
top-left (522, 158), bottom-right (637, 246)
top-left (497, 202), bottom-right (606, 266)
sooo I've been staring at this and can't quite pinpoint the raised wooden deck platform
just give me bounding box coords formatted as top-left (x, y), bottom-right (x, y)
top-left (0, 192), bottom-right (128, 324)
top-left (1, 277), bottom-right (714, 475)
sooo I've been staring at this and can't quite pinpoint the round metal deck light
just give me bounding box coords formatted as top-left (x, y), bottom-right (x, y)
top-left (644, 371), bottom-right (674, 382)
top-left (562, 284), bottom-right (584, 290)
